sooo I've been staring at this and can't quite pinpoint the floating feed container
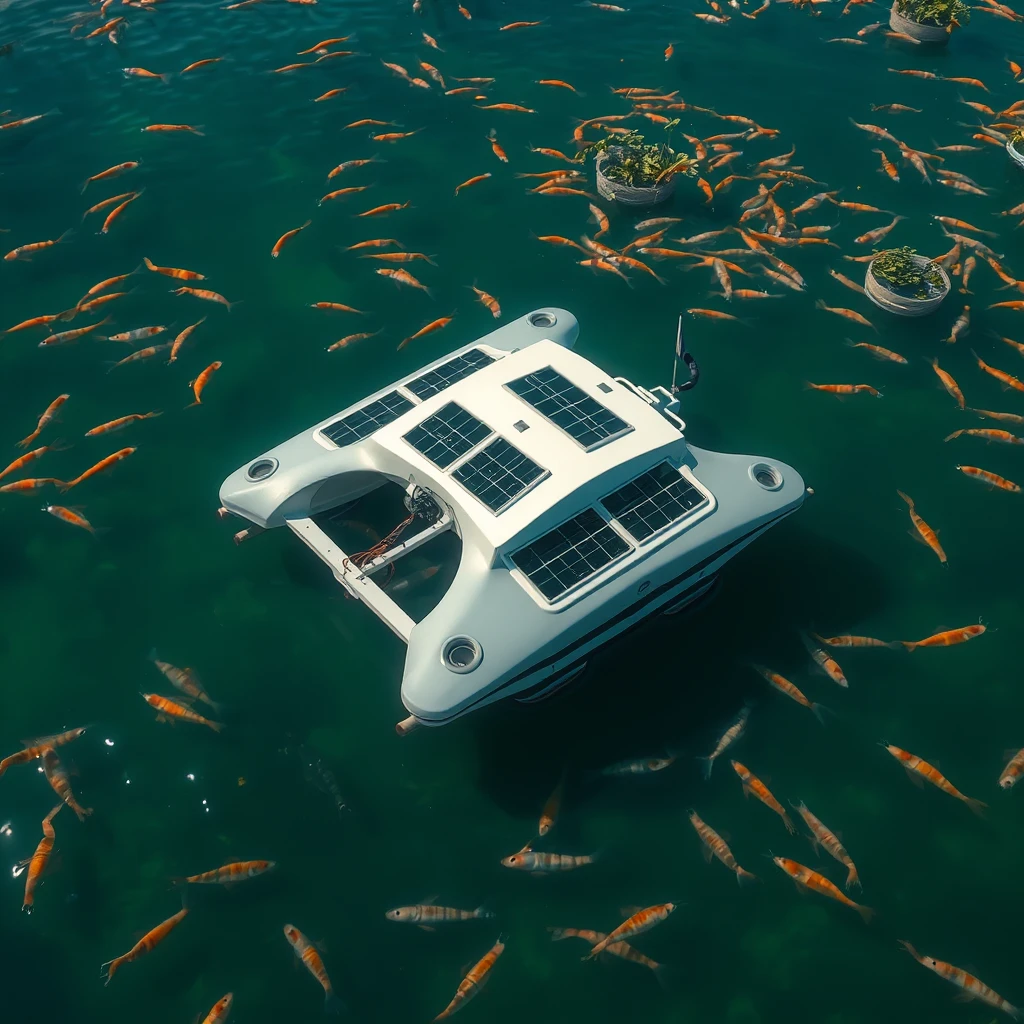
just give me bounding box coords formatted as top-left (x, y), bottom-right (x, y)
top-left (595, 148), bottom-right (677, 207)
top-left (888, 0), bottom-right (968, 43)
top-left (865, 248), bottom-right (950, 317)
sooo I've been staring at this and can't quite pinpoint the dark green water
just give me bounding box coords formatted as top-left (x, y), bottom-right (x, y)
top-left (2, 0), bottom-right (1023, 1021)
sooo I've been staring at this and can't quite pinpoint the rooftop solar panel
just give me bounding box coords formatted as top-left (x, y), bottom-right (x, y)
top-left (452, 437), bottom-right (546, 513)
top-left (403, 402), bottom-right (491, 469)
top-left (601, 462), bottom-right (706, 542)
top-left (321, 390), bottom-right (415, 447)
top-left (405, 348), bottom-right (496, 401)
top-left (506, 366), bottom-right (631, 450)
top-left (511, 508), bottom-right (631, 601)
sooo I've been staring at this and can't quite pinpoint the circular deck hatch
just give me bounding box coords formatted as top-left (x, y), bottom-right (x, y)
top-left (246, 458), bottom-right (279, 481)
top-left (749, 462), bottom-right (783, 491)
top-left (441, 636), bottom-right (483, 673)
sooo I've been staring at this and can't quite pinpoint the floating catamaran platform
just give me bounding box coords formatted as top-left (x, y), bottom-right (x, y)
top-left (219, 309), bottom-right (804, 730)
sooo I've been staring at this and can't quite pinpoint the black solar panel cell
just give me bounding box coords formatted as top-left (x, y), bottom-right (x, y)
top-left (405, 348), bottom-right (496, 400)
top-left (403, 402), bottom-right (491, 469)
top-left (452, 437), bottom-right (545, 513)
top-left (321, 391), bottom-right (415, 447)
top-left (511, 508), bottom-right (630, 600)
top-left (601, 462), bottom-right (705, 542)
top-left (506, 367), bottom-right (631, 450)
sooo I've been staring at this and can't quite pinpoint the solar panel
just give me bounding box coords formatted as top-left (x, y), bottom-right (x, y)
top-left (506, 367), bottom-right (632, 450)
top-left (511, 508), bottom-right (631, 601)
top-left (321, 390), bottom-right (415, 447)
top-left (452, 437), bottom-right (546, 513)
top-left (404, 402), bottom-right (491, 469)
top-left (405, 348), bottom-right (496, 401)
top-left (601, 462), bottom-right (706, 542)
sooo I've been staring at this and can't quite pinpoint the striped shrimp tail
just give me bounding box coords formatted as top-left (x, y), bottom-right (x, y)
top-left (810, 703), bottom-right (829, 725)
top-left (965, 796), bottom-right (988, 819)
top-left (696, 755), bottom-right (714, 780)
top-left (324, 990), bottom-right (347, 1016)
top-left (548, 927), bottom-right (571, 942)
top-left (736, 867), bottom-right (759, 887)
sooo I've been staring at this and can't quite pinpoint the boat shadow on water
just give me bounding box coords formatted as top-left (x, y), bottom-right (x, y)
top-left (471, 519), bottom-right (891, 818)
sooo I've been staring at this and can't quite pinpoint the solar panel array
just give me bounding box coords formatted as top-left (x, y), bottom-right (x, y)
top-left (321, 390), bottom-right (415, 447)
top-left (405, 348), bottom-right (496, 401)
top-left (511, 508), bottom-right (630, 601)
top-left (507, 367), bottom-right (631, 450)
top-left (601, 462), bottom-right (705, 542)
top-left (452, 437), bottom-right (546, 513)
top-left (403, 402), bottom-right (491, 469)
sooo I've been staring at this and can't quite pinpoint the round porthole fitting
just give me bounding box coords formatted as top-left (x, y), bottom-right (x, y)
top-left (246, 457), bottom-right (279, 482)
top-left (441, 636), bottom-right (483, 674)
top-left (528, 311), bottom-right (556, 329)
top-left (750, 462), bottom-right (783, 491)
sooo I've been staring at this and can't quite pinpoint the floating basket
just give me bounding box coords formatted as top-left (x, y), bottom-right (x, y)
top-left (1007, 138), bottom-right (1024, 170)
top-left (865, 254), bottom-right (950, 317)
top-left (889, 2), bottom-right (951, 42)
top-left (595, 148), bottom-right (676, 207)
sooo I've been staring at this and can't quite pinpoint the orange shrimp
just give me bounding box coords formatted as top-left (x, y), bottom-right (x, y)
top-left (899, 942), bottom-right (1019, 1018)
top-left (376, 267), bottom-right (431, 295)
top-left (42, 747), bottom-right (92, 820)
top-left (398, 315), bottom-right (453, 351)
top-left (897, 490), bottom-right (947, 566)
top-left (454, 173), bottom-right (491, 195)
top-left (44, 505), bottom-right (97, 535)
top-left (102, 907), bottom-right (189, 985)
top-left (900, 624), bottom-right (986, 650)
top-left (0, 443), bottom-right (65, 483)
top-left (882, 743), bottom-right (987, 815)
top-left (956, 465), bottom-right (1021, 492)
top-left (730, 761), bottom-right (796, 833)
top-left (357, 202), bottom-right (411, 217)
top-left (167, 318), bottom-right (206, 363)
top-left (688, 809), bottom-right (758, 884)
top-left (171, 286), bottom-right (237, 309)
top-left (200, 995), bottom-right (234, 1024)
top-left (790, 801), bottom-right (860, 889)
top-left (142, 256), bottom-right (204, 280)
top-left (470, 284), bottom-right (501, 318)
top-left (17, 394), bottom-right (70, 448)
top-left (0, 728), bottom-right (86, 777)
top-left (487, 129), bottom-right (508, 162)
top-left (751, 664), bottom-right (824, 721)
top-left (584, 904), bottom-right (676, 960)
top-left (20, 804), bottom-right (62, 913)
top-left (773, 857), bottom-right (874, 923)
top-left (271, 219), bottom-right (311, 257)
top-left (61, 448), bottom-right (135, 490)
top-left (284, 925), bottom-right (345, 1013)
top-left (187, 362), bottom-right (222, 407)
top-left (930, 359), bottom-right (965, 409)
top-left (4, 230), bottom-right (72, 261)
top-left (434, 937), bottom-right (505, 1020)
top-left (180, 860), bottom-right (275, 885)
top-left (142, 693), bottom-right (223, 732)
